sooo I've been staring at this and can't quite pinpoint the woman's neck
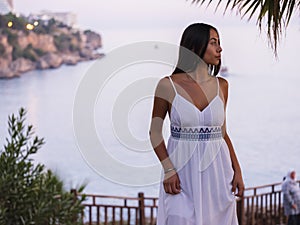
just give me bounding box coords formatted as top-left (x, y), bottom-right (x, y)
top-left (188, 61), bottom-right (212, 83)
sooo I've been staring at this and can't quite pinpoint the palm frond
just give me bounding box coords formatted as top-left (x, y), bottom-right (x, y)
top-left (189, 0), bottom-right (299, 56)
top-left (285, 0), bottom-right (296, 25)
top-left (240, 0), bottom-right (261, 20)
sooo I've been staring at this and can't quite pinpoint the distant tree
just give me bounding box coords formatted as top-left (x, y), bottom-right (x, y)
top-left (12, 45), bottom-right (22, 61)
top-left (45, 18), bottom-right (58, 33)
top-left (0, 13), bottom-right (28, 32)
top-left (0, 108), bottom-right (85, 225)
top-left (2, 28), bottom-right (18, 46)
top-left (54, 33), bottom-right (72, 52)
top-left (191, 0), bottom-right (300, 56)
top-left (22, 44), bottom-right (38, 62)
top-left (0, 43), bottom-right (5, 56)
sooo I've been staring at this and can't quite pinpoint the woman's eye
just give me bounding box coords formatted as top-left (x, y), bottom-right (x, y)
top-left (210, 41), bottom-right (221, 47)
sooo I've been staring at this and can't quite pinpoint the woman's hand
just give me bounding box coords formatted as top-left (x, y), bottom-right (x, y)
top-left (163, 170), bottom-right (181, 195)
top-left (232, 171), bottom-right (245, 197)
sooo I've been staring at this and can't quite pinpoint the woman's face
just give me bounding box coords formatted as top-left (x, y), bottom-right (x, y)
top-left (202, 29), bottom-right (222, 66)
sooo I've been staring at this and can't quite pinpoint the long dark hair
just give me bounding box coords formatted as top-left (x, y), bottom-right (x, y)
top-left (172, 23), bottom-right (221, 76)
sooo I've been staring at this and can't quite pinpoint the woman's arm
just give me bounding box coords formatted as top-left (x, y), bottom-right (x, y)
top-left (149, 77), bottom-right (181, 195)
top-left (219, 77), bottom-right (245, 197)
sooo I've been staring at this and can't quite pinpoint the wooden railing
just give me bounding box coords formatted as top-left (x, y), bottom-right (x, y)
top-left (237, 180), bottom-right (300, 225)
top-left (237, 182), bottom-right (283, 225)
top-left (72, 180), bottom-right (300, 225)
top-left (72, 191), bottom-right (158, 225)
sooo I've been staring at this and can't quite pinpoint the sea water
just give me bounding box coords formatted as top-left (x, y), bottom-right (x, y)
top-left (0, 25), bottom-right (300, 197)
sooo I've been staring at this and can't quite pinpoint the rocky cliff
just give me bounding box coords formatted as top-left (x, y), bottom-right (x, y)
top-left (0, 25), bottom-right (103, 78)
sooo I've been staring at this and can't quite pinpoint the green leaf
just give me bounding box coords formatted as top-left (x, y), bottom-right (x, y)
top-left (0, 108), bottom-right (85, 224)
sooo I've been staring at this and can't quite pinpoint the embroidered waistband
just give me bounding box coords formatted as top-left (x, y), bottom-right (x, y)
top-left (170, 125), bottom-right (222, 141)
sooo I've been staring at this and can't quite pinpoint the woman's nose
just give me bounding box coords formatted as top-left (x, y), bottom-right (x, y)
top-left (218, 45), bottom-right (222, 53)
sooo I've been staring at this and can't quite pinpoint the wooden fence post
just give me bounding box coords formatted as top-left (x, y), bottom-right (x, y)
top-left (237, 195), bottom-right (245, 225)
top-left (138, 192), bottom-right (146, 225)
top-left (70, 189), bottom-right (77, 198)
top-left (70, 189), bottom-right (85, 224)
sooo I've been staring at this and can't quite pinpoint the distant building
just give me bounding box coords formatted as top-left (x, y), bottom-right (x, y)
top-left (29, 10), bottom-right (77, 28)
top-left (0, 0), bottom-right (14, 15)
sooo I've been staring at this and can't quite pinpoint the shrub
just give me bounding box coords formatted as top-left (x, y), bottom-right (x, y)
top-left (0, 13), bottom-right (28, 32)
top-left (0, 43), bottom-right (5, 56)
top-left (54, 33), bottom-right (72, 52)
top-left (83, 29), bottom-right (92, 35)
top-left (73, 31), bottom-right (81, 42)
top-left (69, 43), bottom-right (79, 52)
top-left (44, 18), bottom-right (57, 34)
top-left (22, 44), bottom-right (37, 61)
top-left (33, 47), bottom-right (45, 57)
top-left (12, 44), bottom-right (44, 62)
top-left (12, 45), bottom-right (22, 60)
top-left (0, 108), bottom-right (85, 225)
top-left (3, 28), bottom-right (18, 46)
top-left (33, 21), bottom-right (47, 34)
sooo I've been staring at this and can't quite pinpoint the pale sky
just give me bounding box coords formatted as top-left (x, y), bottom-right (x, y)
top-left (12, 0), bottom-right (300, 74)
top-left (14, 0), bottom-right (257, 30)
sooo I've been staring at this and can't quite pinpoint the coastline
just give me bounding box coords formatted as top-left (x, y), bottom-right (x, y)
top-left (0, 13), bottom-right (104, 79)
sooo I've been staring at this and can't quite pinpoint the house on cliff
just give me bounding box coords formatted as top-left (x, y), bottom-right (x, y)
top-left (28, 10), bottom-right (77, 28)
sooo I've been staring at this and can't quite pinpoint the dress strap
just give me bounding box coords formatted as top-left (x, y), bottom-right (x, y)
top-left (168, 76), bottom-right (177, 94)
top-left (216, 77), bottom-right (220, 96)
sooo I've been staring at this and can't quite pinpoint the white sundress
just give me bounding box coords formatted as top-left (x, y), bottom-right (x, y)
top-left (156, 76), bottom-right (239, 225)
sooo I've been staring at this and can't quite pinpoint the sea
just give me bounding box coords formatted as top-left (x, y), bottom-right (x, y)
top-left (0, 24), bottom-right (300, 197)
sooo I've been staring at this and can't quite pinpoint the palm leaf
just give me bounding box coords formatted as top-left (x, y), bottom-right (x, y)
top-left (285, 0), bottom-right (296, 25)
top-left (241, 0), bottom-right (261, 20)
top-left (189, 0), bottom-right (300, 56)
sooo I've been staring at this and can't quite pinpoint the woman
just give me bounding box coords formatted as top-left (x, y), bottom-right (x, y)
top-left (149, 23), bottom-right (244, 225)
top-left (282, 169), bottom-right (300, 225)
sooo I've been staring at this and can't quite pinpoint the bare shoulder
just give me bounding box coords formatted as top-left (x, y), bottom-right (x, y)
top-left (156, 76), bottom-right (172, 90)
top-left (217, 76), bottom-right (229, 103)
top-left (217, 76), bottom-right (228, 88)
top-left (217, 76), bottom-right (229, 92)
top-left (155, 76), bottom-right (173, 98)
